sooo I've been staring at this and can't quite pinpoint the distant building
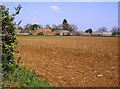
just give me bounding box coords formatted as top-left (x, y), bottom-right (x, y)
top-left (53, 30), bottom-right (70, 35)
top-left (75, 31), bottom-right (85, 35)
top-left (92, 32), bottom-right (103, 36)
top-left (16, 30), bottom-right (29, 35)
top-left (92, 32), bottom-right (112, 36)
top-left (84, 33), bottom-right (91, 36)
top-left (37, 28), bottom-right (52, 33)
top-left (102, 32), bottom-right (112, 36)
top-left (43, 32), bottom-right (57, 35)
top-left (30, 28), bottom-right (52, 35)
top-left (77, 31), bottom-right (91, 36)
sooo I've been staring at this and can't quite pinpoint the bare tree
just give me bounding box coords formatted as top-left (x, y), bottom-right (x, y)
top-left (111, 26), bottom-right (120, 36)
top-left (70, 24), bottom-right (78, 32)
top-left (24, 24), bottom-right (32, 31)
top-left (45, 24), bottom-right (51, 29)
top-left (51, 24), bottom-right (59, 31)
top-left (58, 24), bottom-right (63, 30)
top-left (97, 27), bottom-right (107, 32)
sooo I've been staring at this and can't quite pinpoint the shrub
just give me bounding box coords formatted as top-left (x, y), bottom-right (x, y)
top-left (55, 33), bottom-right (60, 35)
top-left (1, 5), bottom-right (22, 88)
top-left (1, 4), bottom-right (22, 74)
top-left (29, 33), bottom-right (33, 35)
top-left (37, 32), bottom-right (44, 35)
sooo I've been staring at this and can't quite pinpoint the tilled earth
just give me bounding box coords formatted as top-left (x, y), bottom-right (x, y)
top-left (16, 36), bottom-right (118, 87)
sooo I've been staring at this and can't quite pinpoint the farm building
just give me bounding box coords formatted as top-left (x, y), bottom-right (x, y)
top-left (36, 28), bottom-right (52, 33)
top-left (92, 32), bottom-right (112, 36)
top-left (102, 32), bottom-right (112, 36)
top-left (16, 29), bottom-right (21, 34)
top-left (29, 28), bottom-right (52, 35)
top-left (92, 32), bottom-right (103, 36)
top-left (43, 32), bottom-right (57, 35)
top-left (16, 30), bottom-right (29, 35)
top-left (76, 31), bottom-right (91, 36)
top-left (53, 30), bottom-right (70, 35)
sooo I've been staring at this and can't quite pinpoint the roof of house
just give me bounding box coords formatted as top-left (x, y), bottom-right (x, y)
top-left (19, 30), bottom-right (29, 33)
top-left (44, 32), bottom-right (57, 35)
top-left (37, 28), bottom-right (52, 33)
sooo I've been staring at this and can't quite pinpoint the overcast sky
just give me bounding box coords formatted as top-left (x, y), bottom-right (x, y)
top-left (2, 2), bottom-right (118, 31)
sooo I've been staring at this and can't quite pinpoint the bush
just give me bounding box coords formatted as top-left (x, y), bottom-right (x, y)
top-left (29, 33), bottom-right (33, 35)
top-left (1, 4), bottom-right (22, 74)
top-left (55, 33), bottom-right (60, 35)
top-left (37, 32), bottom-right (44, 35)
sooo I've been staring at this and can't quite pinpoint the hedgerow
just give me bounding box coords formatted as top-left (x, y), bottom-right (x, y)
top-left (1, 5), bottom-right (22, 85)
top-left (0, 5), bottom-right (51, 88)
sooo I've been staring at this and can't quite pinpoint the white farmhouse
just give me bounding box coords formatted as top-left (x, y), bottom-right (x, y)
top-left (92, 31), bottom-right (112, 36)
top-left (92, 32), bottom-right (103, 36)
top-left (102, 32), bottom-right (112, 36)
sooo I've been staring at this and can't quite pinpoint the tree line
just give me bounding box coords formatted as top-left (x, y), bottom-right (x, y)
top-left (17, 19), bottom-right (120, 36)
top-left (17, 19), bottom-right (78, 32)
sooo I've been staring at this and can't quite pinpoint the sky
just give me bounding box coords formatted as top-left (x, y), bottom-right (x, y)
top-left (1, 0), bottom-right (120, 2)
top-left (1, 1), bottom-right (118, 31)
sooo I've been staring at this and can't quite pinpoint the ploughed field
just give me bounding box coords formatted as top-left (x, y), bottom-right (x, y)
top-left (16, 36), bottom-right (118, 87)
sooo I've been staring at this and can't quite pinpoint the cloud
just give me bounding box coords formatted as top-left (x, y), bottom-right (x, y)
top-left (50, 5), bottom-right (60, 11)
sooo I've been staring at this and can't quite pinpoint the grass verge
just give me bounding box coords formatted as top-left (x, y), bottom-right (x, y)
top-left (3, 62), bottom-right (51, 88)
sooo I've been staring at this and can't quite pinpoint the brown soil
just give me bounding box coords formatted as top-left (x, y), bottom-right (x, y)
top-left (16, 36), bottom-right (118, 87)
